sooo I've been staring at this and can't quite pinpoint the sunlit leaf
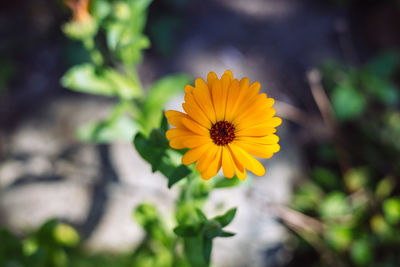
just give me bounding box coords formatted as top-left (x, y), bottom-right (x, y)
top-left (61, 63), bottom-right (141, 99)
top-left (77, 115), bottom-right (138, 143)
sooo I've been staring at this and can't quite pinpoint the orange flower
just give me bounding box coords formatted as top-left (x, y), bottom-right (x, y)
top-left (65, 0), bottom-right (91, 22)
top-left (165, 70), bottom-right (281, 181)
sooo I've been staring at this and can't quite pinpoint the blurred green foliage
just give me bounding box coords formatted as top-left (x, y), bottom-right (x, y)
top-left (61, 0), bottom-right (191, 143)
top-left (289, 52), bottom-right (400, 266)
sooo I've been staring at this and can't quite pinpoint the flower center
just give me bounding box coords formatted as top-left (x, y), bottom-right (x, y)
top-left (210, 121), bottom-right (236, 146)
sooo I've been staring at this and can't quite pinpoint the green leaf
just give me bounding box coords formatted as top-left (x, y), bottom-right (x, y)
top-left (219, 231), bottom-right (236, 238)
top-left (167, 165), bottom-right (191, 188)
top-left (133, 133), bottom-right (165, 171)
top-left (291, 182), bottom-right (324, 212)
top-left (140, 74), bottom-right (191, 134)
top-left (213, 176), bottom-right (241, 188)
top-left (117, 34), bottom-right (150, 64)
top-left (134, 204), bottom-right (159, 226)
top-left (90, 0), bottom-right (111, 21)
top-left (383, 197), bottom-right (400, 225)
top-left (61, 63), bottom-right (141, 99)
top-left (53, 223), bottom-right (80, 247)
top-left (77, 115), bottom-right (138, 143)
top-left (213, 207), bottom-right (237, 227)
top-left (331, 81), bottom-right (366, 121)
top-left (173, 224), bottom-right (202, 237)
top-left (195, 209), bottom-right (208, 222)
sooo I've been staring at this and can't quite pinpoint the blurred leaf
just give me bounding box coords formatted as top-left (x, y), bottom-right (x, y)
top-left (90, 0), bottom-right (111, 21)
top-left (134, 132), bottom-right (165, 171)
top-left (350, 239), bottom-right (372, 266)
top-left (291, 182), bottom-right (324, 212)
top-left (213, 207), bottom-right (237, 227)
top-left (311, 167), bottom-right (339, 190)
top-left (344, 167), bottom-right (369, 192)
top-left (62, 18), bottom-right (98, 40)
top-left (167, 165), bottom-right (191, 188)
top-left (117, 34), bottom-right (150, 64)
top-left (134, 203), bottom-right (158, 226)
top-left (140, 74), bottom-right (191, 134)
top-left (53, 223), bottom-right (79, 247)
top-left (219, 231), bottom-right (236, 238)
top-left (319, 191), bottom-right (350, 219)
top-left (112, 1), bottom-right (131, 21)
top-left (361, 72), bottom-right (399, 106)
top-left (324, 226), bottom-right (352, 251)
top-left (0, 228), bottom-right (24, 265)
top-left (78, 115), bottom-right (138, 143)
top-left (383, 197), bottom-right (400, 225)
top-left (195, 209), bottom-right (208, 222)
top-left (331, 80), bottom-right (366, 121)
top-left (370, 214), bottom-right (390, 236)
top-left (173, 224), bottom-right (201, 237)
top-left (213, 176), bottom-right (241, 189)
top-left (134, 204), bottom-right (170, 245)
top-left (376, 177), bottom-right (395, 199)
top-left (61, 63), bottom-right (141, 99)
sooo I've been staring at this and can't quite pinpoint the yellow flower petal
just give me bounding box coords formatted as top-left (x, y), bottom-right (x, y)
top-left (236, 142), bottom-right (275, 159)
top-left (166, 128), bottom-right (195, 140)
top-left (230, 143), bottom-right (265, 176)
top-left (207, 72), bottom-right (218, 89)
top-left (182, 94), bottom-right (211, 129)
top-left (235, 125), bottom-right (277, 137)
top-left (193, 78), bottom-right (217, 123)
top-left (196, 144), bottom-right (219, 173)
top-left (183, 136), bottom-right (212, 148)
top-left (236, 135), bottom-right (279, 145)
top-left (180, 117), bottom-right (209, 136)
top-left (222, 146), bottom-right (235, 178)
top-left (224, 79), bottom-right (240, 122)
top-left (182, 143), bottom-right (212, 165)
top-left (205, 146), bottom-right (222, 178)
top-left (184, 85), bottom-right (194, 93)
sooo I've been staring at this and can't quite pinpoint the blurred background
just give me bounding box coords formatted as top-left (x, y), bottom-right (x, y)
top-left (1, 0), bottom-right (400, 266)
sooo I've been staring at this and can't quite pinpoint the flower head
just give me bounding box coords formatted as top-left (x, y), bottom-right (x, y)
top-left (165, 70), bottom-right (281, 181)
top-left (65, 0), bottom-right (91, 23)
